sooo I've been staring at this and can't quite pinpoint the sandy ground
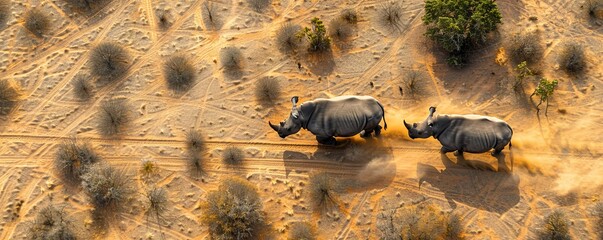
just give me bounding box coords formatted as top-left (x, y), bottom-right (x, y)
top-left (0, 0), bottom-right (602, 239)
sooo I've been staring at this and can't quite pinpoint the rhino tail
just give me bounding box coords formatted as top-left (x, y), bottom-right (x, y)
top-left (377, 101), bottom-right (387, 130)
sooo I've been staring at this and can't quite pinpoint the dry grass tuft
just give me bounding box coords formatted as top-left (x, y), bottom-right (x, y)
top-left (72, 75), bottom-right (93, 100)
top-left (595, 203), bottom-right (603, 239)
top-left (0, 0), bottom-right (10, 26)
top-left (247, 0), bottom-right (271, 12)
top-left (81, 164), bottom-right (133, 216)
top-left (156, 10), bottom-right (170, 29)
top-left (140, 159), bottom-right (157, 177)
top-left (558, 43), bottom-right (586, 74)
top-left (288, 221), bottom-right (317, 240)
top-left (378, 203), bottom-right (464, 239)
top-left (90, 42), bottom-right (129, 82)
top-left (200, 177), bottom-right (265, 239)
top-left (276, 23), bottom-right (302, 53)
top-left (539, 211), bottom-right (570, 240)
top-left (145, 187), bottom-right (168, 223)
top-left (186, 129), bottom-right (204, 153)
top-left (220, 46), bottom-right (243, 71)
top-left (308, 172), bottom-right (340, 212)
top-left (0, 80), bottom-right (19, 116)
top-left (201, 1), bottom-right (220, 30)
top-left (64, 0), bottom-right (110, 13)
top-left (340, 8), bottom-right (358, 24)
top-left (98, 99), bottom-right (130, 136)
top-left (329, 18), bottom-right (354, 42)
top-left (29, 205), bottom-right (77, 240)
top-left (255, 77), bottom-right (281, 106)
top-left (54, 139), bottom-right (100, 185)
top-left (24, 8), bottom-right (50, 37)
top-left (509, 31), bottom-right (543, 64)
top-left (377, 1), bottom-right (403, 32)
top-left (403, 70), bottom-right (423, 96)
top-left (163, 55), bottom-right (196, 92)
top-left (222, 146), bottom-right (244, 165)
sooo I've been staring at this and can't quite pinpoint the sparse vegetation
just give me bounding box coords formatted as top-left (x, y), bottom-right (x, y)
top-left (247, 0), bottom-right (270, 12)
top-left (73, 75), bottom-right (93, 100)
top-left (200, 177), bottom-right (265, 239)
top-left (308, 172), bottom-right (339, 212)
top-left (140, 159), bottom-right (157, 177)
top-left (539, 211), bottom-right (570, 240)
top-left (530, 78), bottom-right (559, 116)
top-left (595, 203), bottom-right (603, 239)
top-left (254, 76), bottom-right (281, 105)
top-left (329, 18), bottom-right (353, 42)
top-left (403, 70), bottom-right (423, 96)
top-left (81, 164), bottom-right (133, 215)
top-left (377, 1), bottom-right (403, 32)
top-left (29, 205), bottom-right (77, 240)
top-left (0, 0), bottom-right (10, 26)
top-left (98, 99), bottom-right (130, 136)
top-left (145, 187), bottom-right (168, 223)
top-left (157, 10), bottom-right (170, 29)
top-left (186, 152), bottom-right (203, 175)
top-left (0, 80), bottom-right (19, 116)
top-left (288, 221), bottom-right (316, 240)
top-left (186, 129), bottom-right (204, 153)
top-left (54, 139), bottom-right (100, 185)
top-left (513, 61), bottom-right (533, 92)
top-left (423, 0), bottom-right (502, 66)
top-left (298, 17), bottom-right (331, 53)
top-left (222, 145), bottom-right (244, 165)
top-left (163, 55), bottom-right (196, 92)
top-left (377, 204), bottom-right (464, 239)
top-left (24, 8), bottom-right (50, 38)
top-left (509, 32), bottom-right (543, 64)
top-left (201, 1), bottom-right (219, 30)
top-left (64, 0), bottom-right (110, 13)
top-left (276, 23), bottom-right (302, 53)
top-left (90, 42), bottom-right (129, 82)
top-left (558, 43), bottom-right (586, 74)
top-left (220, 46), bottom-right (243, 71)
top-left (588, 0), bottom-right (603, 25)
top-left (340, 9), bottom-right (358, 24)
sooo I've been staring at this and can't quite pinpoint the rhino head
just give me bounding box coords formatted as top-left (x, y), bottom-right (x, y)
top-left (404, 106), bottom-right (437, 139)
top-left (269, 96), bottom-right (303, 138)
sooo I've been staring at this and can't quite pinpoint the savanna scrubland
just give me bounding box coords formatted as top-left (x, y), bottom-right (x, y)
top-left (0, 0), bottom-right (602, 239)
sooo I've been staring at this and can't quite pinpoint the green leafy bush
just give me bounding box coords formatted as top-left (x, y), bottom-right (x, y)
top-left (531, 78), bottom-right (558, 115)
top-left (513, 61), bottom-right (533, 92)
top-left (298, 17), bottom-right (331, 53)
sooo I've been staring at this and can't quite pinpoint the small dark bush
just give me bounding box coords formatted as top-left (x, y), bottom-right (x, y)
top-left (288, 222), bottom-right (316, 240)
top-left (340, 9), bottom-right (358, 24)
top-left (588, 0), bottom-right (603, 24)
top-left (156, 10), bottom-right (171, 29)
top-left (186, 129), bottom-right (204, 153)
top-left (186, 152), bottom-right (203, 175)
top-left (140, 159), bottom-right (157, 177)
top-left (222, 146), bottom-right (244, 165)
top-left (403, 70), bottom-right (423, 96)
top-left (163, 55), bottom-right (196, 92)
top-left (308, 172), bottom-right (339, 212)
top-left (29, 205), bottom-right (77, 240)
top-left (378, 204), bottom-right (463, 239)
top-left (509, 32), bottom-right (543, 64)
top-left (220, 46), bottom-right (243, 70)
top-left (276, 23), bottom-right (302, 53)
top-left (64, 0), bottom-right (110, 13)
top-left (81, 164), bottom-right (133, 214)
top-left (90, 42), bottom-right (129, 82)
top-left (0, 80), bottom-right (19, 116)
top-left (0, 0), bottom-right (10, 26)
top-left (145, 187), bottom-right (168, 222)
top-left (255, 76), bottom-right (281, 105)
top-left (54, 139), bottom-right (100, 185)
top-left (72, 75), bottom-right (93, 100)
top-left (377, 1), bottom-right (403, 32)
top-left (539, 211), bottom-right (570, 240)
top-left (558, 43), bottom-right (586, 74)
top-left (329, 18), bottom-right (353, 42)
top-left (201, 1), bottom-right (219, 30)
top-left (24, 8), bottom-right (50, 38)
top-left (298, 17), bottom-right (331, 53)
top-left (200, 177), bottom-right (265, 239)
top-left (98, 99), bottom-right (130, 136)
top-left (247, 0), bottom-right (270, 12)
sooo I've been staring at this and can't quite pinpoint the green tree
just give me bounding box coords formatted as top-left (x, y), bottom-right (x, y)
top-left (531, 78), bottom-right (558, 116)
top-left (513, 61), bottom-right (533, 92)
top-left (298, 17), bottom-right (331, 52)
top-left (423, 0), bottom-right (502, 67)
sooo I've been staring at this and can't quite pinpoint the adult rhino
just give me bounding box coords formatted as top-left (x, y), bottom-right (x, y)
top-left (269, 96), bottom-right (387, 145)
top-left (404, 107), bottom-right (513, 156)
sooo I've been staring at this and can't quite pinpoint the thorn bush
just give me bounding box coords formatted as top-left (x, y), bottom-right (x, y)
top-left (72, 75), bottom-right (93, 100)
top-left (329, 18), bottom-right (353, 42)
top-left (247, 0), bottom-right (270, 12)
top-left (276, 23), bottom-right (302, 53)
top-left (98, 99), bottom-right (130, 136)
top-left (288, 221), bottom-right (317, 240)
top-left (145, 187), bottom-right (168, 222)
top-left (90, 42), bottom-right (130, 82)
top-left (377, 1), bottom-right (403, 32)
top-left (140, 159), bottom-right (157, 177)
top-left (186, 129), bottom-right (204, 153)
top-left (558, 43), bottom-right (586, 74)
top-left (509, 32), bottom-right (543, 64)
top-left (24, 8), bottom-right (50, 38)
top-left (297, 17), bottom-right (331, 53)
top-left (220, 46), bottom-right (243, 71)
top-left (254, 76), bottom-right (281, 105)
top-left (81, 164), bottom-right (133, 215)
top-left (377, 203), bottom-right (464, 239)
top-left (222, 145), bottom-right (244, 165)
top-left (29, 205), bottom-right (77, 240)
top-left (404, 70), bottom-right (423, 96)
top-left (0, 80), bottom-right (19, 116)
top-left (539, 211), bottom-right (570, 240)
top-left (340, 9), bottom-right (358, 24)
top-left (307, 172), bottom-right (339, 212)
top-left (163, 55), bottom-right (196, 92)
top-left (157, 10), bottom-right (170, 29)
top-left (54, 139), bottom-right (100, 185)
top-left (200, 177), bottom-right (265, 239)
top-left (201, 1), bottom-right (219, 30)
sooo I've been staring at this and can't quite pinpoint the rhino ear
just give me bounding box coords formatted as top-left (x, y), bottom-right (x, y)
top-left (428, 106), bottom-right (436, 117)
top-left (291, 96), bottom-right (299, 107)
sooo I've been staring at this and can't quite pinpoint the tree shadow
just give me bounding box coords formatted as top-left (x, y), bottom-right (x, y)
top-left (416, 153), bottom-right (520, 214)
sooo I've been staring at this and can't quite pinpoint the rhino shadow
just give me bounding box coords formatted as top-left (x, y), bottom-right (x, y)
top-left (417, 153), bottom-right (520, 214)
top-left (283, 138), bottom-right (396, 191)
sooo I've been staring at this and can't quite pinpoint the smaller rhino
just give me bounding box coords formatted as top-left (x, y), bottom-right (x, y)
top-left (404, 107), bottom-right (513, 156)
top-left (269, 96), bottom-right (387, 145)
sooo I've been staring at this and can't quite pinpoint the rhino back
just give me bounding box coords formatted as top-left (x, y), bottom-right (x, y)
top-left (438, 115), bottom-right (512, 152)
top-left (307, 96), bottom-right (382, 137)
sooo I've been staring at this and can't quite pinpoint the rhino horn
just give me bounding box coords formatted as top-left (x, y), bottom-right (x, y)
top-left (428, 106), bottom-right (436, 117)
top-left (268, 121), bottom-right (280, 132)
top-left (403, 120), bottom-right (412, 130)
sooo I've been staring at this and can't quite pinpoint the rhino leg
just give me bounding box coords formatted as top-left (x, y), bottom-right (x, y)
top-left (440, 146), bottom-right (455, 154)
top-left (454, 150), bottom-right (464, 156)
top-left (361, 129), bottom-right (373, 138)
top-left (316, 136), bottom-right (337, 145)
top-left (374, 125), bottom-right (382, 137)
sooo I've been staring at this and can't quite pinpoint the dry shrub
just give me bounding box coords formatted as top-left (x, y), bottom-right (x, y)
top-left (72, 75), bottom-right (93, 100)
top-left (377, 1), bottom-right (403, 32)
top-left (200, 177), bottom-right (265, 239)
top-left (186, 152), bottom-right (203, 175)
top-left (254, 76), bottom-right (281, 105)
top-left (329, 18), bottom-right (353, 42)
top-left (145, 187), bottom-right (168, 223)
top-left (0, 80), bottom-right (19, 116)
top-left (222, 145), bottom-right (244, 165)
top-left (308, 172), bottom-right (340, 212)
top-left (595, 203), bottom-right (603, 239)
top-left (509, 31), bottom-right (543, 64)
top-left (81, 164), bottom-right (133, 215)
top-left (186, 129), bottom-right (204, 153)
top-left (163, 55), bottom-right (196, 92)
top-left (29, 205), bottom-right (77, 240)
top-left (98, 99), bottom-right (129, 136)
top-left (64, 0), bottom-right (110, 13)
top-left (156, 10), bottom-right (170, 29)
top-left (340, 8), bottom-right (358, 24)
top-left (588, 0), bottom-right (603, 24)
top-left (247, 0), bottom-right (270, 12)
top-left (0, 0), bottom-right (10, 26)
top-left (558, 43), bottom-right (586, 74)
top-left (201, 1), bottom-right (220, 30)
top-left (54, 139), bottom-right (100, 185)
top-left (140, 159), bottom-right (157, 177)
top-left (220, 46), bottom-right (243, 71)
top-left (90, 42), bottom-right (129, 82)
top-left (288, 221), bottom-right (316, 240)
top-left (24, 8), bottom-right (50, 37)
top-left (276, 23), bottom-right (302, 53)
top-left (378, 203), bottom-right (464, 239)
top-left (403, 70), bottom-right (423, 96)
top-left (539, 211), bottom-right (570, 240)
